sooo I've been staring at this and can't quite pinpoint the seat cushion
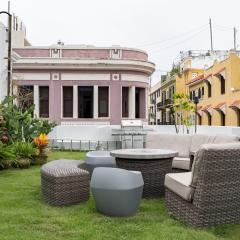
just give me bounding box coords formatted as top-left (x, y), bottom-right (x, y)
top-left (146, 133), bottom-right (191, 157)
top-left (172, 157), bottom-right (190, 170)
top-left (164, 172), bottom-right (194, 201)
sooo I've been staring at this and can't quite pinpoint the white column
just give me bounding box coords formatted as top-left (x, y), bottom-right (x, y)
top-left (94, 85), bottom-right (98, 119)
top-left (73, 85), bottom-right (78, 118)
top-left (145, 88), bottom-right (148, 119)
top-left (34, 85), bottom-right (39, 118)
top-left (129, 86), bottom-right (135, 119)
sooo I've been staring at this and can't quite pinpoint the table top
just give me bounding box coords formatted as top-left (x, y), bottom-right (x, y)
top-left (110, 148), bottom-right (178, 159)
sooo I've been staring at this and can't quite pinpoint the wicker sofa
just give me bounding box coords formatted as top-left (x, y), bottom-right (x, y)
top-left (164, 143), bottom-right (240, 227)
top-left (146, 133), bottom-right (239, 171)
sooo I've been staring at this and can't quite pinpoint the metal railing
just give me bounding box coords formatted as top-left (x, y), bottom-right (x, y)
top-left (49, 139), bottom-right (146, 151)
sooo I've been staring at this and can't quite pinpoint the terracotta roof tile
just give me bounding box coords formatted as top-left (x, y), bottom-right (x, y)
top-left (213, 102), bottom-right (226, 109)
top-left (202, 104), bottom-right (212, 111)
top-left (229, 100), bottom-right (240, 109)
top-left (213, 67), bottom-right (226, 76)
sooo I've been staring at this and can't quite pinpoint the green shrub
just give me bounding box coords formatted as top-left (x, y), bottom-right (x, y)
top-left (0, 96), bottom-right (56, 143)
top-left (11, 141), bottom-right (36, 159)
top-left (0, 142), bottom-right (15, 168)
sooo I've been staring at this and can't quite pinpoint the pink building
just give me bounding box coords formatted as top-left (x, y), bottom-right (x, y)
top-left (12, 45), bottom-right (155, 125)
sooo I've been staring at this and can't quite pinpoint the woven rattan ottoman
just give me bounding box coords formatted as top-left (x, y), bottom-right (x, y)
top-left (41, 160), bottom-right (90, 206)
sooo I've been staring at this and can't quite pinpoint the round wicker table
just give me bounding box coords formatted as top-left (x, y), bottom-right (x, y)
top-left (110, 149), bottom-right (178, 198)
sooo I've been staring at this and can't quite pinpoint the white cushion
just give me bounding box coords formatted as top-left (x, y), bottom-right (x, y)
top-left (146, 133), bottom-right (191, 157)
top-left (165, 172), bottom-right (194, 201)
top-left (190, 134), bottom-right (215, 153)
top-left (172, 157), bottom-right (190, 170)
top-left (213, 134), bottom-right (239, 144)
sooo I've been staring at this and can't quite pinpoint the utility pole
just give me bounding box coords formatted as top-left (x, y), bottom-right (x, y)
top-left (209, 18), bottom-right (213, 52)
top-left (8, 1), bottom-right (12, 96)
top-left (234, 27), bottom-right (237, 51)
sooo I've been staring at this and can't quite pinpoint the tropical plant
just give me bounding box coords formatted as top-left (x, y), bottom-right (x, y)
top-left (0, 142), bottom-right (15, 169)
top-left (12, 141), bottom-right (36, 159)
top-left (0, 96), bottom-right (56, 143)
top-left (172, 93), bottom-right (194, 134)
top-left (34, 134), bottom-right (49, 148)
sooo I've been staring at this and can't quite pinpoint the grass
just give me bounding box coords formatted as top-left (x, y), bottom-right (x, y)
top-left (0, 150), bottom-right (239, 240)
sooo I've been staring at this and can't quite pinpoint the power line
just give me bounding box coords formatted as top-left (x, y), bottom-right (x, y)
top-left (136, 24), bottom-right (208, 48)
top-left (149, 27), bottom-right (208, 56)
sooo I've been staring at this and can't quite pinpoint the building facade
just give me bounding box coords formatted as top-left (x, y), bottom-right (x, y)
top-left (12, 45), bottom-right (155, 125)
top-left (148, 81), bottom-right (161, 125)
top-left (186, 52), bottom-right (240, 126)
top-left (157, 73), bottom-right (175, 125)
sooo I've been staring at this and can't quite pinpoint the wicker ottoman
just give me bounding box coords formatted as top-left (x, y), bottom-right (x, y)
top-left (41, 160), bottom-right (90, 206)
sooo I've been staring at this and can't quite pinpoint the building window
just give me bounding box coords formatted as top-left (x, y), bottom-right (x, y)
top-left (63, 86), bottom-right (73, 118)
top-left (198, 88), bottom-right (202, 98)
top-left (220, 75), bottom-right (226, 94)
top-left (135, 88), bottom-right (140, 118)
top-left (237, 109), bottom-right (240, 127)
top-left (189, 91), bottom-right (192, 100)
top-left (18, 85), bottom-right (34, 113)
top-left (207, 82), bottom-right (212, 97)
top-left (202, 87), bottom-right (204, 96)
top-left (207, 113), bottom-right (212, 126)
top-left (192, 72), bottom-right (198, 78)
top-left (122, 87), bottom-right (129, 118)
top-left (98, 86), bottom-right (109, 117)
top-left (78, 86), bottom-right (93, 118)
top-left (220, 112), bottom-right (225, 126)
top-left (198, 114), bottom-right (202, 125)
top-left (39, 86), bottom-right (49, 118)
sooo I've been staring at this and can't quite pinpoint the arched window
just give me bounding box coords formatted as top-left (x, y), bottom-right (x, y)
top-left (220, 75), bottom-right (226, 94)
top-left (207, 82), bottom-right (211, 97)
top-left (207, 112), bottom-right (212, 125)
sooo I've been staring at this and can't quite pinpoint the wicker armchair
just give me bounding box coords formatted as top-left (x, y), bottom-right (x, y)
top-left (165, 143), bottom-right (240, 227)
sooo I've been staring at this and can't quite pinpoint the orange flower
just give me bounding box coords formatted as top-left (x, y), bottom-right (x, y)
top-left (34, 133), bottom-right (49, 147)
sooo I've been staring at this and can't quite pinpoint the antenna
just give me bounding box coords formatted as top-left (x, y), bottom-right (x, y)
top-left (234, 27), bottom-right (237, 51)
top-left (209, 18), bottom-right (213, 51)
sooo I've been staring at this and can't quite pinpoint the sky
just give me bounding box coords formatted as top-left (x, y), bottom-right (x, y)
top-left (1, 0), bottom-right (240, 85)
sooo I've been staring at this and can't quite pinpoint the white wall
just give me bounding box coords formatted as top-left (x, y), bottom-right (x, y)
top-left (0, 22), bottom-right (8, 102)
top-left (49, 124), bottom-right (240, 141)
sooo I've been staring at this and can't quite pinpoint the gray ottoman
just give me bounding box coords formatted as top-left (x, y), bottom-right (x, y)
top-left (90, 167), bottom-right (144, 217)
top-left (41, 160), bottom-right (90, 206)
top-left (85, 151), bottom-right (116, 176)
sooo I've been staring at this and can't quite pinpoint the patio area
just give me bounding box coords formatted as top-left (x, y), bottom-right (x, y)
top-left (0, 150), bottom-right (239, 240)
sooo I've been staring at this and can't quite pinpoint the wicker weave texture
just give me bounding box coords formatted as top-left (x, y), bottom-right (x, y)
top-left (116, 157), bottom-right (173, 198)
top-left (41, 160), bottom-right (90, 206)
top-left (165, 146), bottom-right (240, 227)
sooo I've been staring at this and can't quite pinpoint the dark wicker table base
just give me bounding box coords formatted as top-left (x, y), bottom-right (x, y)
top-left (116, 157), bottom-right (173, 198)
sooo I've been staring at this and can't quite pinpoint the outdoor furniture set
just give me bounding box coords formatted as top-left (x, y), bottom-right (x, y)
top-left (40, 133), bottom-right (240, 227)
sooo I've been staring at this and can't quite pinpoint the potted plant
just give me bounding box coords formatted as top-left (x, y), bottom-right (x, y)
top-left (12, 141), bottom-right (36, 169)
top-left (34, 134), bottom-right (49, 165)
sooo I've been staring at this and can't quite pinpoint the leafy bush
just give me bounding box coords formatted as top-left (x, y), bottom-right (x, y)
top-left (0, 142), bottom-right (15, 168)
top-left (11, 141), bottom-right (36, 159)
top-left (0, 96), bottom-right (56, 143)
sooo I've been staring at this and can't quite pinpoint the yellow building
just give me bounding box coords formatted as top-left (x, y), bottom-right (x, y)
top-left (186, 52), bottom-right (240, 126)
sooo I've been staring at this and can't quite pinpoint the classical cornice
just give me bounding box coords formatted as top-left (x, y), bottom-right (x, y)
top-left (13, 58), bottom-right (155, 75)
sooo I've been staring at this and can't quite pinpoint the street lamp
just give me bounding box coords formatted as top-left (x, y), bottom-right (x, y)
top-left (193, 96), bottom-right (199, 133)
top-left (0, 11), bottom-right (12, 96)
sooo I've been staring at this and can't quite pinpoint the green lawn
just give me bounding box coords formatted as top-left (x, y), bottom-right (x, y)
top-left (0, 150), bottom-right (239, 240)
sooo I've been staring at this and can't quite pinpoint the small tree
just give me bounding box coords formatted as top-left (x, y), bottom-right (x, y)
top-left (172, 93), bottom-right (194, 134)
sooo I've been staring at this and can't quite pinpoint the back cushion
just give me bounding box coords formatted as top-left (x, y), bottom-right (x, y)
top-left (146, 133), bottom-right (192, 157)
top-left (213, 134), bottom-right (239, 144)
top-left (190, 134), bottom-right (215, 153)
